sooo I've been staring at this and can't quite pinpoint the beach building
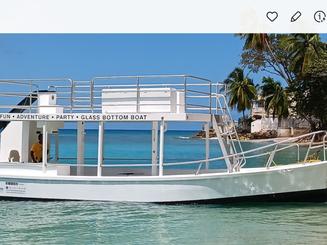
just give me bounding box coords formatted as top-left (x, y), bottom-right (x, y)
top-left (250, 97), bottom-right (310, 137)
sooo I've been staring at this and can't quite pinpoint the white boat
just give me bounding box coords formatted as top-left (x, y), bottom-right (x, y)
top-left (0, 75), bottom-right (326, 203)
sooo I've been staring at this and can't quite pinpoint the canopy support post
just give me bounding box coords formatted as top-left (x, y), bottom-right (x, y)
top-left (151, 121), bottom-right (159, 176)
top-left (54, 131), bottom-right (59, 161)
top-left (97, 121), bottom-right (104, 177)
top-left (204, 122), bottom-right (210, 170)
top-left (159, 118), bottom-right (165, 176)
top-left (42, 123), bottom-right (48, 173)
top-left (77, 121), bottom-right (85, 176)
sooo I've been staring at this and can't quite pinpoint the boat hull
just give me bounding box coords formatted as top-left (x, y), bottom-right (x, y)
top-left (0, 162), bottom-right (327, 203)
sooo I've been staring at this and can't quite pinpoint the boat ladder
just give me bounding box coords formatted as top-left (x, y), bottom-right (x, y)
top-left (212, 94), bottom-right (246, 172)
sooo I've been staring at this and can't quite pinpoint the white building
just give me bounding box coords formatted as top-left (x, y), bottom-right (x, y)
top-left (250, 98), bottom-right (310, 137)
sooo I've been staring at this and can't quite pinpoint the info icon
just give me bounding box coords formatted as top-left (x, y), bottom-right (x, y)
top-left (314, 10), bottom-right (326, 23)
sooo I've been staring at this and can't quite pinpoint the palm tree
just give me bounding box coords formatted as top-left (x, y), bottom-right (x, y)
top-left (260, 77), bottom-right (278, 107)
top-left (239, 34), bottom-right (270, 52)
top-left (224, 68), bottom-right (257, 120)
top-left (260, 77), bottom-right (289, 127)
top-left (281, 34), bottom-right (322, 75)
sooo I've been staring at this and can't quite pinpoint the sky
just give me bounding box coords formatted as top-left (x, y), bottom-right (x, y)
top-left (0, 34), bottom-right (325, 130)
top-left (0, 34), bottom-right (244, 80)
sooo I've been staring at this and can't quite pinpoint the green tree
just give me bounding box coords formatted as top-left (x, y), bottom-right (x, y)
top-left (239, 34), bottom-right (270, 52)
top-left (289, 51), bottom-right (327, 130)
top-left (260, 77), bottom-right (277, 102)
top-left (281, 34), bottom-right (322, 75)
top-left (239, 34), bottom-right (292, 84)
top-left (224, 68), bottom-right (257, 119)
top-left (238, 34), bottom-right (327, 131)
top-left (260, 77), bottom-right (289, 127)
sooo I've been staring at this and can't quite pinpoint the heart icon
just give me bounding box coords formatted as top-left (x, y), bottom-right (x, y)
top-left (266, 11), bottom-right (278, 22)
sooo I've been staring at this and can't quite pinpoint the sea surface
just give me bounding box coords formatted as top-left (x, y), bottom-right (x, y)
top-left (48, 129), bottom-right (305, 168)
top-left (1, 130), bottom-right (327, 244)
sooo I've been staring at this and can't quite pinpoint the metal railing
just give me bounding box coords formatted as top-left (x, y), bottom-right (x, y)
top-left (40, 131), bottom-right (327, 176)
top-left (162, 131), bottom-right (327, 174)
top-left (0, 75), bottom-right (227, 115)
top-left (0, 78), bottom-right (73, 113)
top-left (87, 75), bottom-right (215, 114)
top-left (1, 131), bottom-right (326, 176)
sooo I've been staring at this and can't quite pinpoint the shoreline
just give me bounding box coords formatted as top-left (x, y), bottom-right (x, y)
top-left (209, 137), bottom-right (286, 143)
top-left (207, 137), bottom-right (325, 146)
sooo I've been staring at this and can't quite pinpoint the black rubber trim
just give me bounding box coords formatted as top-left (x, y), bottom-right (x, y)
top-left (158, 189), bottom-right (327, 204)
top-left (0, 189), bottom-right (327, 204)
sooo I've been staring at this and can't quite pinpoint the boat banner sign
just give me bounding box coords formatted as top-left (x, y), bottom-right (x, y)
top-left (0, 113), bottom-right (188, 121)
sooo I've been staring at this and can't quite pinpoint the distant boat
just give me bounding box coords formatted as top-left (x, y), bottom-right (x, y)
top-left (0, 75), bottom-right (326, 203)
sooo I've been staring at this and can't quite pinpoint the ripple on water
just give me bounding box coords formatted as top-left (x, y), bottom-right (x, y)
top-left (1, 201), bottom-right (327, 244)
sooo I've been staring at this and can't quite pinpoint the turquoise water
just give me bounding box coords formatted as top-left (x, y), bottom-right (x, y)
top-left (50, 129), bottom-right (308, 168)
top-left (1, 130), bottom-right (327, 244)
top-left (1, 201), bottom-right (327, 244)
top-left (52, 129), bottom-right (224, 166)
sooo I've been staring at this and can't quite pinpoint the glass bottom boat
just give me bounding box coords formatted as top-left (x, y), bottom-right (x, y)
top-left (0, 75), bottom-right (326, 203)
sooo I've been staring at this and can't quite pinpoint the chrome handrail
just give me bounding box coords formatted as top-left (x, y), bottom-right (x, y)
top-left (0, 78), bottom-right (73, 113)
top-left (163, 131), bottom-right (327, 171)
top-left (0, 75), bottom-right (226, 115)
top-left (1, 132), bottom-right (324, 176)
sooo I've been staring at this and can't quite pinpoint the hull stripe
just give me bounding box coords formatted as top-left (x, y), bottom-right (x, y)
top-left (1, 189), bottom-right (327, 204)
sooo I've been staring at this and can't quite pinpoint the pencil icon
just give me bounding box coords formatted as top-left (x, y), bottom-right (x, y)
top-left (291, 11), bottom-right (302, 22)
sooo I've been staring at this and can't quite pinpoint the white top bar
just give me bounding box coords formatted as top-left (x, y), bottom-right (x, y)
top-left (0, 0), bottom-right (326, 33)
